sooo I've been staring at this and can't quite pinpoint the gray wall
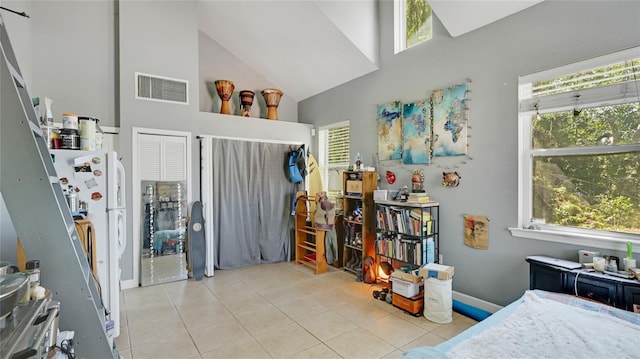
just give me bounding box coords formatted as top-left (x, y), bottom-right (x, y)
top-left (198, 31), bottom-right (298, 121)
top-left (1, 1), bottom-right (32, 85)
top-left (299, 0), bottom-right (640, 305)
top-left (31, 1), bottom-right (116, 127)
top-left (2, 1), bottom-right (117, 264)
top-left (118, 1), bottom-right (306, 283)
top-left (2, 0), bottom-right (307, 282)
top-left (118, 0), bottom-right (201, 283)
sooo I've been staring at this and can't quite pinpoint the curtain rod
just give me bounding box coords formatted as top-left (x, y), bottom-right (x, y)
top-left (0, 7), bottom-right (30, 18)
top-left (197, 134), bottom-right (303, 146)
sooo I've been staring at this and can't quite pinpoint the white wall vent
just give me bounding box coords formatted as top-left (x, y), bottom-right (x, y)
top-left (135, 72), bottom-right (189, 105)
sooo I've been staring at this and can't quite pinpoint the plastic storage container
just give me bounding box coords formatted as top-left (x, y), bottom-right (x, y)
top-left (25, 259), bottom-right (40, 289)
top-left (390, 277), bottom-right (421, 298)
top-left (59, 128), bottom-right (80, 149)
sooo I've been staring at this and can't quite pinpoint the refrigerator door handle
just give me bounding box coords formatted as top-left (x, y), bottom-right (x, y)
top-left (116, 209), bottom-right (126, 257)
top-left (115, 157), bottom-right (126, 209)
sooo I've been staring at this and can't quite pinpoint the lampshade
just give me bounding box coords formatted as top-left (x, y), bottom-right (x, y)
top-left (380, 261), bottom-right (393, 275)
top-left (378, 261), bottom-right (393, 281)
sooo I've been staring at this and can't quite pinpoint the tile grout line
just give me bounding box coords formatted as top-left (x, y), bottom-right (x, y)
top-left (205, 277), bottom-right (278, 358)
top-left (164, 283), bottom-right (205, 358)
top-left (237, 269), bottom-right (344, 358)
top-left (121, 262), bottom-right (477, 358)
top-left (237, 265), bottom-right (367, 358)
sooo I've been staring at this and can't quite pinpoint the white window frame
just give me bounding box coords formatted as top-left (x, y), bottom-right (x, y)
top-left (394, 0), bottom-right (432, 54)
top-left (510, 46), bottom-right (640, 253)
top-left (393, 0), bottom-right (408, 54)
top-left (318, 121), bottom-right (350, 194)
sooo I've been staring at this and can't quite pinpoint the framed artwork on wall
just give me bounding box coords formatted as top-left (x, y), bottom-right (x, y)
top-left (464, 214), bottom-right (489, 249)
top-left (432, 81), bottom-right (470, 157)
top-left (401, 100), bottom-right (432, 164)
top-left (377, 101), bottom-right (402, 161)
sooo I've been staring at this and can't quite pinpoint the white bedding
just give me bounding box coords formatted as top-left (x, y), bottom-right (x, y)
top-left (447, 291), bottom-right (640, 358)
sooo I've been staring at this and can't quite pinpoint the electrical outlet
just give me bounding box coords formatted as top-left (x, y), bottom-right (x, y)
top-left (439, 254), bottom-right (443, 264)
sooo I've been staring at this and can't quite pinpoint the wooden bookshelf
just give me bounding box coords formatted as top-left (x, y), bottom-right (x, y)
top-left (342, 171), bottom-right (376, 275)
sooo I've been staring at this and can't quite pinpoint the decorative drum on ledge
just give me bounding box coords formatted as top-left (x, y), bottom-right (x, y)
top-left (239, 90), bottom-right (255, 117)
top-left (215, 80), bottom-right (235, 115)
top-left (261, 88), bottom-right (283, 120)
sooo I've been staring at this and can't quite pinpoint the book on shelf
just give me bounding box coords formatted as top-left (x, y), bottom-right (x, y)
top-left (410, 209), bottom-right (430, 220)
top-left (425, 220), bottom-right (433, 235)
top-left (375, 235), bottom-right (434, 266)
top-left (425, 237), bottom-right (434, 264)
top-left (376, 206), bottom-right (431, 236)
top-left (407, 193), bottom-right (431, 203)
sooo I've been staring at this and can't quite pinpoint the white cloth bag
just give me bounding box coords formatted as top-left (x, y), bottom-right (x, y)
top-left (424, 277), bottom-right (452, 323)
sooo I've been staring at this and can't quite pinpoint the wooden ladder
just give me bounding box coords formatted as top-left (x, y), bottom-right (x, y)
top-left (294, 191), bottom-right (329, 274)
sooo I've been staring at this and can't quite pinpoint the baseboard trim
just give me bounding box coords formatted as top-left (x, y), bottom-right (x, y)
top-left (452, 291), bottom-right (503, 313)
top-left (121, 279), bottom-right (138, 290)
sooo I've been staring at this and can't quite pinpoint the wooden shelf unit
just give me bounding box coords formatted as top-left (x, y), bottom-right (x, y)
top-left (342, 171), bottom-right (376, 275)
top-left (295, 191), bottom-right (328, 274)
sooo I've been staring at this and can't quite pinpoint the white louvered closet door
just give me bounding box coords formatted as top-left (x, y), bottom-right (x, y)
top-left (138, 134), bottom-right (187, 181)
top-left (161, 136), bottom-right (187, 181)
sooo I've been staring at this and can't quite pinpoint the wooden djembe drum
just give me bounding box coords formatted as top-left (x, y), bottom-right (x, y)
top-left (215, 80), bottom-right (235, 115)
top-left (261, 88), bottom-right (283, 120)
top-left (239, 90), bottom-right (255, 117)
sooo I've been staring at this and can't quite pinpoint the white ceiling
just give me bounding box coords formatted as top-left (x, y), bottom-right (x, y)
top-left (197, 0), bottom-right (543, 102)
top-left (429, 0), bottom-right (543, 38)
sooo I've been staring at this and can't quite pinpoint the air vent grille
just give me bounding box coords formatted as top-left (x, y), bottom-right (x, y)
top-left (136, 72), bottom-right (188, 105)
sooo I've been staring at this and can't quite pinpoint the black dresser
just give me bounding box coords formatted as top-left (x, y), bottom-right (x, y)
top-left (526, 256), bottom-right (640, 311)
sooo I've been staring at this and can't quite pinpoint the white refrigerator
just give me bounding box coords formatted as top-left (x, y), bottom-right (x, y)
top-left (50, 149), bottom-right (126, 339)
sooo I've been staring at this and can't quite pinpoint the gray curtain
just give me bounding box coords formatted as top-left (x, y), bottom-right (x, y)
top-left (210, 138), bottom-right (294, 269)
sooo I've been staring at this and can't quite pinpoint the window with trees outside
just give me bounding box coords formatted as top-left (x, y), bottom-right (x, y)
top-left (513, 47), bottom-right (640, 250)
top-left (394, 0), bottom-right (432, 54)
top-left (318, 121), bottom-right (350, 200)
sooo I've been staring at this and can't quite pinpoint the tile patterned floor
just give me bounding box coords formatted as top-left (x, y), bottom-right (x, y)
top-left (116, 262), bottom-right (477, 359)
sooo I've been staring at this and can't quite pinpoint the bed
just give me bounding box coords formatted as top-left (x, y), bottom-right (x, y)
top-left (402, 290), bottom-right (640, 358)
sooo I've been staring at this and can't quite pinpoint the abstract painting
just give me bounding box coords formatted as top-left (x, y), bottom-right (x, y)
top-left (432, 81), bottom-right (469, 157)
top-left (377, 101), bottom-right (402, 161)
top-left (401, 100), bottom-right (431, 164)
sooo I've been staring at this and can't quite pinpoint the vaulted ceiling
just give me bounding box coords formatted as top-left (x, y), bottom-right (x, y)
top-left (197, 1), bottom-right (543, 102)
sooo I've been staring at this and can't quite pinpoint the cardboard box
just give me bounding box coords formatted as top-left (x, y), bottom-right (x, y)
top-left (390, 271), bottom-right (422, 283)
top-left (390, 278), bottom-right (423, 298)
top-left (346, 180), bottom-right (362, 194)
top-left (392, 291), bottom-right (424, 316)
top-left (419, 263), bottom-right (455, 280)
